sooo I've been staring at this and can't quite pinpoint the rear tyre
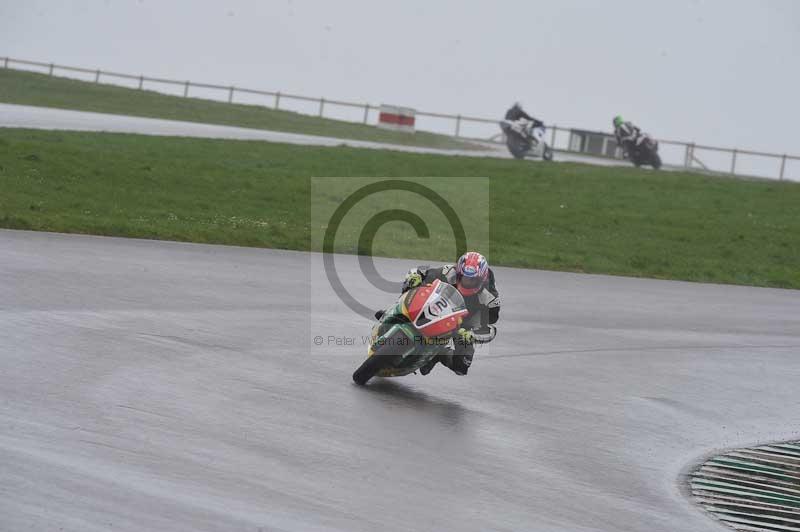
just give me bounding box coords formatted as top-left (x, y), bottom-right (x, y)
top-left (651, 153), bottom-right (662, 170)
top-left (630, 150), bottom-right (643, 168)
top-left (543, 144), bottom-right (554, 161)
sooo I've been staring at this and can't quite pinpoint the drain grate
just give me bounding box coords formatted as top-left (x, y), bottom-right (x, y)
top-left (690, 441), bottom-right (800, 531)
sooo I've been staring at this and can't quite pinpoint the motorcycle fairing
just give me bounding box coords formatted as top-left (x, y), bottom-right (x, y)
top-left (367, 319), bottom-right (440, 377)
top-left (358, 281), bottom-right (468, 379)
top-left (401, 279), bottom-right (468, 338)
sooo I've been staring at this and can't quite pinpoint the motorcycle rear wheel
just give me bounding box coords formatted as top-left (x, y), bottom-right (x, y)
top-left (651, 153), bottom-right (662, 170)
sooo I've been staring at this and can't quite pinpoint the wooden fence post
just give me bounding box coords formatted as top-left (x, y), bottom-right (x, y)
top-left (779, 155), bottom-right (787, 180)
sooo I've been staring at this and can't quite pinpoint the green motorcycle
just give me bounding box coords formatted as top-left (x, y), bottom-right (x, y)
top-left (352, 279), bottom-right (495, 385)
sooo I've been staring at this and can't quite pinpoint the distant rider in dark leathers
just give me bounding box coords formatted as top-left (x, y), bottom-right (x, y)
top-left (506, 102), bottom-right (544, 128)
top-left (379, 251), bottom-right (500, 376)
top-left (613, 115), bottom-right (642, 158)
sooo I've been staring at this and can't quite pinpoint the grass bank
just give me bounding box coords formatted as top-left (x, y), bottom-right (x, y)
top-left (0, 68), bottom-right (477, 150)
top-left (1, 128), bottom-right (798, 289)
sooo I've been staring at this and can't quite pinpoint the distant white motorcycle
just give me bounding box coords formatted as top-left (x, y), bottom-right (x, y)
top-left (499, 118), bottom-right (554, 161)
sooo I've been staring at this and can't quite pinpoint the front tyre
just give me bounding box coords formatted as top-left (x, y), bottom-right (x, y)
top-left (353, 354), bottom-right (391, 385)
top-left (507, 135), bottom-right (530, 160)
top-left (352, 328), bottom-right (411, 385)
top-left (543, 144), bottom-right (554, 161)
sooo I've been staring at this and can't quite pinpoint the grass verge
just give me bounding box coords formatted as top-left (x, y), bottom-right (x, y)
top-left (0, 68), bottom-right (478, 150)
top-left (1, 128), bottom-right (798, 289)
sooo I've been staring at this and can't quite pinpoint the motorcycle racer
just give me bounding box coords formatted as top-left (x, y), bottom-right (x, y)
top-left (613, 115), bottom-right (642, 157)
top-left (398, 251), bottom-right (500, 376)
top-left (506, 102), bottom-right (544, 128)
top-left (613, 115), bottom-right (662, 168)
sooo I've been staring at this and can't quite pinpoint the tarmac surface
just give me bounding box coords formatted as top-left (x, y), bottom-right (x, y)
top-left (0, 102), bottom-right (507, 156)
top-left (2, 229), bottom-right (799, 531)
top-left (0, 102), bottom-right (627, 167)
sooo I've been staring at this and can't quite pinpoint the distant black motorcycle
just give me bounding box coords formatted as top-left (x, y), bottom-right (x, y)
top-left (623, 133), bottom-right (662, 169)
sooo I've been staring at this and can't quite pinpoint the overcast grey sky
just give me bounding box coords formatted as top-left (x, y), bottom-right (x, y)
top-left (2, 0), bottom-right (798, 156)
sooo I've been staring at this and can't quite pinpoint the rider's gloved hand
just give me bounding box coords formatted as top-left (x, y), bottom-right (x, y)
top-left (457, 328), bottom-right (474, 344)
top-left (402, 270), bottom-right (423, 291)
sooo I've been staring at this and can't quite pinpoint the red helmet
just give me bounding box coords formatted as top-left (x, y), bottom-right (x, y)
top-left (455, 252), bottom-right (489, 296)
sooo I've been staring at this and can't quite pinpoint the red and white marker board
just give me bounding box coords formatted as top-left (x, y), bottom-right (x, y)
top-left (378, 105), bottom-right (416, 133)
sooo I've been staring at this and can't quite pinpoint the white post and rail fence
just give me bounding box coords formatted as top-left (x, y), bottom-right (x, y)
top-left (2, 56), bottom-right (798, 181)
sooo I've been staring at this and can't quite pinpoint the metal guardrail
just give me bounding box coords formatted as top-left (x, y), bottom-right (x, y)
top-left (2, 56), bottom-right (798, 180)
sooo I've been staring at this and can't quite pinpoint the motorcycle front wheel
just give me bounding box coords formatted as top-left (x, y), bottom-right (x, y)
top-left (543, 144), bottom-right (554, 161)
top-left (506, 136), bottom-right (530, 160)
top-left (352, 333), bottom-right (408, 385)
top-left (353, 354), bottom-right (392, 385)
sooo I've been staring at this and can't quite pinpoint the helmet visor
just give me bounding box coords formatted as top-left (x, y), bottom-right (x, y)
top-left (459, 274), bottom-right (483, 290)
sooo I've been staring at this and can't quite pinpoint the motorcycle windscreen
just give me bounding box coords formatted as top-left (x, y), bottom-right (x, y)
top-left (403, 279), bottom-right (469, 338)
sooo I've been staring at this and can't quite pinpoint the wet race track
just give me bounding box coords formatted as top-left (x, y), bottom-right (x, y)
top-left (0, 103), bottom-right (632, 167)
top-left (1, 230), bottom-right (799, 531)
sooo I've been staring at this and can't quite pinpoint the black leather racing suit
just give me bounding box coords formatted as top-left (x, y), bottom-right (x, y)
top-left (505, 105), bottom-right (544, 128)
top-left (406, 264), bottom-right (500, 375)
top-left (614, 121), bottom-right (642, 155)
